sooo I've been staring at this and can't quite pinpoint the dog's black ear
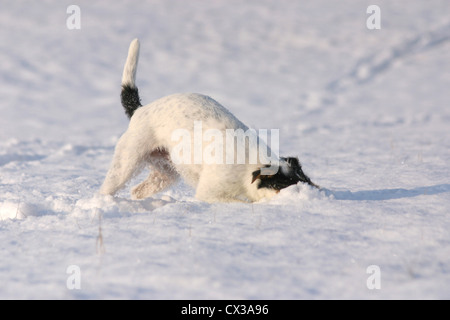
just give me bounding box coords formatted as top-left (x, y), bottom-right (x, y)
top-left (253, 156), bottom-right (319, 190)
top-left (285, 156), bottom-right (301, 168)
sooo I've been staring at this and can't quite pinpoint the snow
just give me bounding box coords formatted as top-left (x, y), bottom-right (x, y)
top-left (1, 0), bottom-right (449, 299)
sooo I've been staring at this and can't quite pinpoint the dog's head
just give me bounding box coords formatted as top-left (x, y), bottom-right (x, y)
top-left (251, 157), bottom-right (318, 191)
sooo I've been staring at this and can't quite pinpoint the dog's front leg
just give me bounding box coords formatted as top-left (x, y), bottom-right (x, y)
top-left (100, 131), bottom-right (148, 196)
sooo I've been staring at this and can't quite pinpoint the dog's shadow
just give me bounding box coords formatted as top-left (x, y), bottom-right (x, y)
top-left (322, 183), bottom-right (450, 201)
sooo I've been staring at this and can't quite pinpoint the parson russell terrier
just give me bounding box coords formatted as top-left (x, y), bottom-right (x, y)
top-left (100, 39), bottom-right (318, 202)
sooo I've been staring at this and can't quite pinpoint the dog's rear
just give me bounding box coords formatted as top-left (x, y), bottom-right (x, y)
top-left (121, 39), bottom-right (142, 119)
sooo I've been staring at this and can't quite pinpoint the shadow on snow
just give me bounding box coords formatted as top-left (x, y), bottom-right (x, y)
top-left (324, 184), bottom-right (450, 201)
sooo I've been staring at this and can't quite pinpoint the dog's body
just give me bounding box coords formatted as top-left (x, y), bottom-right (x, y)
top-left (100, 39), bottom-right (317, 202)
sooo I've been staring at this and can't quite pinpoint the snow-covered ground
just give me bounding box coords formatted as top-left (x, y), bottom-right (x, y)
top-left (1, 0), bottom-right (449, 299)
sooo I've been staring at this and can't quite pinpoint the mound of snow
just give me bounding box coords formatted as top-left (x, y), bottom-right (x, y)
top-left (73, 193), bottom-right (177, 219)
top-left (269, 183), bottom-right (330, 204)
top-left (0, 201), bottom-right (42, 220)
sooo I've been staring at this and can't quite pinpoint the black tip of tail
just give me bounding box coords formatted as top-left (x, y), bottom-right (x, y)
top-left (121, 84), bottom-right (142, 119)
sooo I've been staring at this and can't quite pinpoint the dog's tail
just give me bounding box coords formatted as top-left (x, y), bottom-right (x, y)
top-left (121, 38), bottom-right (142, 119)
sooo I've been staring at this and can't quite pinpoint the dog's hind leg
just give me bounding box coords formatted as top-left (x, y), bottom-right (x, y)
top-left (131, 149), bottom-right (178, 199)
top-left (131, 168), bottom-right (178, 199)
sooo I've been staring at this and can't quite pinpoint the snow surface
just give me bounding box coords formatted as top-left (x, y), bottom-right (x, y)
top-left (1, 0), bottom-right (450, 299)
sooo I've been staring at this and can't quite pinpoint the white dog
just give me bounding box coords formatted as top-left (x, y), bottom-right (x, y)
top-left (100, 39), bottom-right (317, 202)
